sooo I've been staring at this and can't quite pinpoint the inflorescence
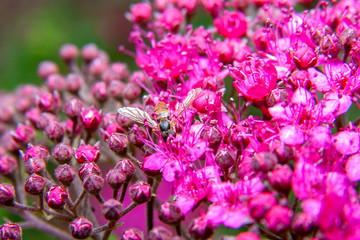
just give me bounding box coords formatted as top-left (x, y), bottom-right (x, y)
top-left (1, 0), bottom-right (360, 239)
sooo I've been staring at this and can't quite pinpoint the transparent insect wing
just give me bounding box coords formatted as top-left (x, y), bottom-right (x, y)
top-left (175, 88), bottom-right (201, 116)
top-left (117, 107), bottom-right (158, 129)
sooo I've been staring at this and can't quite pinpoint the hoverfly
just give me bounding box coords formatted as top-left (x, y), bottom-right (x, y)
top-left (118, 88), bottom-right (201, 140)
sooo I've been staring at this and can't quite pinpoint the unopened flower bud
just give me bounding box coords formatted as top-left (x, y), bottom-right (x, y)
top-left (83, 174), bottom-right (104, 194)
top-left (60, 43), bottom-right (79, 62)
top-left (78, 162), bottom-right (102, 181)
top-left (89, 57), bottom-right (108, 75)
top-left (129, 181), bottom-right (151, 204)
top-left (128, 127), bottom-right (147, 147)
top-left (293, 47), bottom-right (317, 70)
top-left (116, 112), bottom-right (134, 128)
top-left (25, 108), bottom-right (41, 126)
top-left (0, 155), bottom-right (18, 176)
top-left (248, 193), bottom-right (277, 220)
top-left (11, 125), bottom-right (34, 145)
top-left (52, 143), bottom-right (74, 164)
top-left (36, 112), bottom-right (57, 130)
top-left (264, 205), bottom-right (292, 234)
top-left (0, 223), bottom-right (22, 240)
top-left (70, 217), bottom-right (93, 239)
top-left (115, 159), bottom-right (135, 179)
top-left (55, 164), bottom-right (76, 187)
top-left (158, 8), bottom-right (183, 32)
top-left (63, 98), bottom-right (83, 118)
top-left (92, 82), bottom-right (108, 102)
top-left (24, 145), bottom-right (50, 162)
top-left (66, 73), bottom-right (83, 93)
top-left (0, 183), bottom-right (15, 206)
top-left (201, 126), bottom-right (222, 152)
top-left (228, 124), bottom-right (250, 150)
top-left (159, 201), bottom-right (183, 225)
top-left (108, 133), bottom-right (128, 154)
top-left (44, 121), bottom-right (64, 142)
top-left (130, 3), bottom-right (152, 24)
top-left (75, 144), bottom-right (100, 163)
top-left (46, 185), bottom-right (68, 209)
top-left (129, 71), bottom-right (147, 85)
top-left (46, 74), bottom-right (66, 91)
top-left (24, 174), bottom-right (45, 195)
top-left (108, 80), bottom-right (125, 99)
top-left (235, 232), bottom-right (261, 240)
top-left (214, 11), bottom-right (247, 38)
top-left (189, 216), bottom-right (213, 240)
top-left (122, 228), bottom-right (144, 240)
top-left (291, 212), bottom-right (315, 236)
top-left (24, 157), bottom-right (46, 175)
top-left (102, 199), bottom-right (123, 220)
top-left (215, 145), bottom-right (236, 170)
top-left (122, 83), bottom-right (141, 101)
top-left (38, 61), bottom-right (58, 79)
top-left (37, 92), bottom-right (61, 112)
top-left (106, 168), bottom-right (126, 190)
top-left (253, 28), bottom-right (274, 52)
top-left (270, 166), bottom-right (292, 194)
top-left (251, 152), bottom-right (277, 173)
top-left (193, 90), bottom-right (218, 113)
top-left (81, 43), bottom-right (99, 62)
top-left (80, 108), bottom-right (102, 130)
top-left (148, 226), bottom-right (173, 240)
top-left (273, 141), bottom-right (293, 164)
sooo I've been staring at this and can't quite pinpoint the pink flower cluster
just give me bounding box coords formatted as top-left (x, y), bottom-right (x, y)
top-left (1, 0), bottom-right (360, 239)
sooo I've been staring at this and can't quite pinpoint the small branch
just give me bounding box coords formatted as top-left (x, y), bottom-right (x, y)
top-left (95, 193), bottom-right (105, 204)
top-left (71, 189), bottom-right (87, 211)
top-left (258, 225), bottom-right (283, 240)
top-left (119, 179), bottom-right (130, 203)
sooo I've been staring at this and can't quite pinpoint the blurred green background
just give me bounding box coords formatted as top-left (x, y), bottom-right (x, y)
top-left (0, 0), bottom-right (134, 91)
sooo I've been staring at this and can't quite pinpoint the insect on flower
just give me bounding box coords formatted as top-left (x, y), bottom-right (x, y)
top-left (118, 88), bottom-right (201, 140)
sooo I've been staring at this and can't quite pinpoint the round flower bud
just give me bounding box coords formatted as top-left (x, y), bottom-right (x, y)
top-left (291, 212), bottom-right (316, 236)
top-left (63, 98), bottom-right (83, 118)
top-left (158, 8), bottom-right (183, 32)
top-left (38, 61), bottom-right (58, 79)
top-left (24, 174), bottom-right (46, 195)
top-left (44, 121), bottom-right (65, 142)
top-left (11, 125), bottom-right (34, 145)
top-left (89, 57), bottom-right (108, 75)
top-left (148, 226), bottom-right (172, 240)
top-left (0, 183), bottom-right (15, 206)
top-left (129, 181), bottom-right (151, 204)
top-left (106, 168), bottom-right (126, 190)
top-left (25, 108), bottom-right (41, 127)
top-left (193, 90), bottom-right (218, 113)
top-left (55, 164), bottom-right (76, 187)
top-left (115, 159), bottom-right (135, 179)
top-left (253, 28), bottom-right (275, 52)
top-left (83, 174), bottom-right (104, 194)
top-left (59, 43), bottom-right (79, 62)
top-left (108, 80), bottom-right (125, 99)
top-left (0, 223), bottom-right (22, 240)
top-left (0, 155), bottom-right (18, 176)
top-left (293, 47), bottom-right (318, 70)
top-left (46, 185), bottom-right (68, 209)
top-left (248, 193), bottom-right (277, 220)
top-left (66, 73), bottom-right (83, 93)
top-left (36, 112), bottom-right (57, 130)
top-left (215, 145), bottom-right (236, 170)
top-left (75, 144), bottom-right (100, 163)
top-left (228, 124), bottom-right (251, 150)
top-left (80, 108), bottom-right (102, 130)
top-left (273, 141), bottom-right (293, 164)
top-left (37, 92), bottom-right (61, 112)
top-left (70, 217), bottom-right (93, 239)
top-left (129, 71), bottom-right (146, 85)
top-left (214, 11), bottom-right (247, 38)
top-left (158, 201), bottom-right (183, 225)
top-left (92, 82), bottom-right (108, 102)
top-left (24, 157), bottom-right (46, 175)
top-left (270, 166), bottom-right (292, 194)
top-left (251, 152), bottom-right (278, 173)
top-left (52, 143), bottom-right (74, 164)
top-left (122, 83), bottom-right (141, 101)
top-left (200, 126), bottom-right (222, 152)
top-left (235, 232), bottom-right (261, 240)
top-left (130, 3), bottom-right (152, 24)
top-left (128, 127), bottom-right (147, 147)
top-left (122, 228), bottom-right (144, 240)
top-left (78, 163), bottom-right (102, 182)
top-left (81, 43), bottom-right (99, 62)
top-left (102, 199), bottom-right (123, 220)
top-left (116, 112), bottom-right (134, 128)
top-left (189, 216), bottom-right (213, 240)
top-left (108, 133), bottom-right (128, 155)
top-left (264, 205), bottom-right (292, 234)
top-left (46, 74), bottom-right (66, 91)
top-left (24, 145), bottom-right (50, 162)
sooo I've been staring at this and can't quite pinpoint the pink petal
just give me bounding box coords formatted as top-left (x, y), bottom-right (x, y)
top-left (346, 154), bottom-right (360, 181)
top-left (280, 125), bottom-right (304, 145)
top-left (332, 131), bottom-right (359, 155)
top-left (142, 152), bottom-right (167, 171)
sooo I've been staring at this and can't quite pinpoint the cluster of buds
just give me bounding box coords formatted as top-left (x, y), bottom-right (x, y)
top-left (1, 0), bottom-right (360, 239)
